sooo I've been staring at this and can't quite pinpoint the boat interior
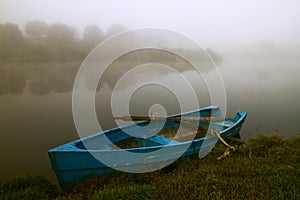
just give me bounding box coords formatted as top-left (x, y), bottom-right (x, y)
top-left (75, 117), bottom-right (236, 151)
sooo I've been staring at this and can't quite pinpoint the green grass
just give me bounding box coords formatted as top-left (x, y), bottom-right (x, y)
top-left (1, 135), bottom-right (299, 200)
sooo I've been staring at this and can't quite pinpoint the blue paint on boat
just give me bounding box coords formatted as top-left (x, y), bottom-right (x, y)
top-left (48, 106), bottom-right (247, 190)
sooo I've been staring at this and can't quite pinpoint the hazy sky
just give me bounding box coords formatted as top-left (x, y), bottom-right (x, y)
top-left (1, 0), bottom-right (300, 46)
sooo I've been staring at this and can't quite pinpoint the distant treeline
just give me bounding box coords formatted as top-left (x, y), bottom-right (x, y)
top-left (0, 21), bottom-right (126, 62)
top-left (0, 21), bottom-right (223, 96)
top-left (0, 20), bottom-right (222, 64)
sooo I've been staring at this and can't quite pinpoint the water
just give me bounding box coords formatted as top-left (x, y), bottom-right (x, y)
top-left (0, 50), bottom-right (299, 180)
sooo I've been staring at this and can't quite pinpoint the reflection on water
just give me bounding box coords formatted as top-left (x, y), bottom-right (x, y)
top-left (0, 48), bottom-right (299, 180)
top-left (0, 62), bottom-right (79, 96)
top-left (0, 49), bottom-right (216, 96)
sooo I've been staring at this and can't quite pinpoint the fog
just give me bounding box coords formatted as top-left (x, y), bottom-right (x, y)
top-left (0, 0), bottom-right (299, 180)
top-left (1, 0), bottom-right (300, 48)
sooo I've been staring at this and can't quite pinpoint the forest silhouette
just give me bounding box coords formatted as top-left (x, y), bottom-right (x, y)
top-left (0, 21), bottom-right (221, 96)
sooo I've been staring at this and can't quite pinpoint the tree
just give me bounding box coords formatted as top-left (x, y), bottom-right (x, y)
top-left (0, 23), bottom-right (25, 59)
top-left (25, 20), bottom-right (49, 38)
top-left (206, 48), bottom-right (222, 65)
top-left (45, 23), bottom-right (79, 60)
top-left (82, 24), bottom-right (103, 51)
top-left (105, 24), bottom-right (126, 38)
top-left (46, 23), bottom-right (77, 48)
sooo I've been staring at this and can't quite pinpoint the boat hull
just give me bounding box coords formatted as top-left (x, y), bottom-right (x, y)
top-left (48, 106), bottom-right (247, 190)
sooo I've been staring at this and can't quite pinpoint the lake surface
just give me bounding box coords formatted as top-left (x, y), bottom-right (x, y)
top-left (0, 50), bottom-right (299, 180)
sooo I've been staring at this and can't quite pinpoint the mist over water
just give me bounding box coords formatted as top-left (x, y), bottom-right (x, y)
top-left (0, 0), bottom-right (299, 181)
top-left (0, 45), bottom-right (299, 179)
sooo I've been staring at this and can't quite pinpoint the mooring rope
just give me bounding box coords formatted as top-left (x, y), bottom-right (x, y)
top-left (210, 130), bottom-right (237, 160)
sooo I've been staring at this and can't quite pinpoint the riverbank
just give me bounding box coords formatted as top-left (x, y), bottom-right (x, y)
top-left (1, 134), bottom-right (299, 199)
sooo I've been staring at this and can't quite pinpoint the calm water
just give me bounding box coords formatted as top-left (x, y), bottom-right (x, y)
top-left (0, 51), bottom-right (299, 180)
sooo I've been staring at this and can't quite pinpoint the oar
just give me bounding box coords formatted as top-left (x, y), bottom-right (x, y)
top-left (114, 115), bottom-right (225, 122)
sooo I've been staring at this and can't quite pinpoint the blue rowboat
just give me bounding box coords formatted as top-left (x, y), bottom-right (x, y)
top-left (48, 106), bottom-right (247, 190)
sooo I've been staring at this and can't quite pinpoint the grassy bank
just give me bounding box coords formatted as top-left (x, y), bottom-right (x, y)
top-left (1, 135), bottom-right (299, 200)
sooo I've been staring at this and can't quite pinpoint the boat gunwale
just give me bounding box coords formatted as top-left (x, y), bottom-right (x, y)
top-left (49, 106), bottom-right (247, 153)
